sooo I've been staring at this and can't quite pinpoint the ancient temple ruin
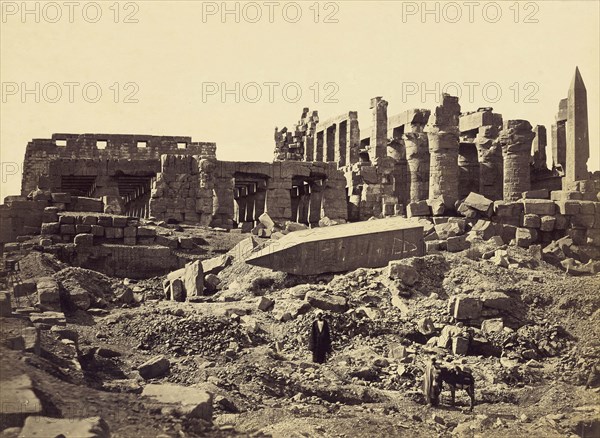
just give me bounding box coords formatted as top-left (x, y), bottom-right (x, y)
top-left (1, 68), bottom-right (597, 247)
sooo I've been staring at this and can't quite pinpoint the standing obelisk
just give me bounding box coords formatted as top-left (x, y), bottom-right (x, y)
top-left (565, 67), bottom-right (589, 183)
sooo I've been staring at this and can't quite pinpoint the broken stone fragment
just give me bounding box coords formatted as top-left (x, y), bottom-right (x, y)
top-left (142, 384), bottom-right (213, 421)
top-left (305, 290), bottom-right (347, 313)
top-left (201, 254), bottom-right (232, 276)
top-left (463, 192), bottom-right (494, 215)
top-left (204, 273), bottom-right (221, 293)
top-left (138, 355), bottom-right (170, 379)
top-left (387, 261), bottom-right (419, 286)
top-left (481, 318), bottom-right (504, 334)
top-left (257, 296), bottom-right (275, 311)
top-left (20, 416), bottom-right (110, 438)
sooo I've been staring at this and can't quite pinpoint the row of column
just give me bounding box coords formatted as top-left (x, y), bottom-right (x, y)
top-left (234, 184), bottom-right (266, 224)
top-left (310, 112), bottom-right (360, 166)
top-left (290, 183), bottom-right (323, 225)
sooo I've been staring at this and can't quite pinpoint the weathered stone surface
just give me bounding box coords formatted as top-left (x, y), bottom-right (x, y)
top-left (480, 291), bottom-right (512, 310)
top-left (406, 201), bottom-right (431, 217)
top-left (0, 291), bottom-right (12, 316)
top-left (19, 416), bottom-right (110, 438)
top-left (453, 296), bottom-right (482, 320)
top-left (481, 318), bottom-right (504, 334)
top-left (522, 199), bottom-right (556, 215)
top-left (0, 375), bottom-right (43, 429)
top-left (183, 260), bottom-right (203, 299)
top-left (463, 192), bottom-right (493, 215)
top-left (496, 120), bottom-right (535, 201)
top-left (142, 384), bottom-right (213, 421)
top-left (447, 235), bottom-right (470, 252)
top-left (540, 216), bottom-right (556, 232)
top-left (28, 311), bottom-right (65, 326)
top-left (138, 355), bottom-right (170, 379)
top-left (259, 212), bottom-right (276, 230)
top-left (202, 254), bottom-right (232, 275)
top-left (434, 222), bottom-right (461, 240)
top-left (522, 214), bottom-right (541, 229)
top-left (387, 261), bottom-right (419, 286)
top-left (565, 67), bottom-right (589, 183)
top-left (74, 233), bottom-right (94, 247)
top-left (452, 336), bottom-right (469, 355)
top-left (36, 277), bottom-right (60, 309)
top-left (52, 192), bottom-right (72, 203)
top-left (204, 274), bottom-right (221, 293)
top-left (522, 189), bottom-right (549, 199)
top-left (257, 296), bottom-right (274, 311)
top-left (516, 227), bottom-right (538, 247)
top-left (305, 290), bottom-right (347, 312)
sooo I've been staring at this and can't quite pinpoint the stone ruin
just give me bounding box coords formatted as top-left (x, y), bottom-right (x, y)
top-left (1, 67), bottom-right (598, 261)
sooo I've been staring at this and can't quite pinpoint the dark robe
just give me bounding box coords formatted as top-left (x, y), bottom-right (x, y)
top-left (309, 319), bottom-right (332, 364)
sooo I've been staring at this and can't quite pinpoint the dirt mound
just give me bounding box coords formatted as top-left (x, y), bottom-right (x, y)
top-left (54, 267), bottom-right (133, 310)
top-left (15, 251), bottom-right (66, 280)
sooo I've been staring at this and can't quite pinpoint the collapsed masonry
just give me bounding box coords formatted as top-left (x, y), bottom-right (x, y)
top-left (1, 68), bottom-right (598, 257)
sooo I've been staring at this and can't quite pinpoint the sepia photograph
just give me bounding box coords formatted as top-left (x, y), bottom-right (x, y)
top-left (0, 1), bottom-right (599, 436)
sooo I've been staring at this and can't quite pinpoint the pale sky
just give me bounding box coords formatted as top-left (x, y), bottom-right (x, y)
top-left (1, 0), bottom-right (599, 199)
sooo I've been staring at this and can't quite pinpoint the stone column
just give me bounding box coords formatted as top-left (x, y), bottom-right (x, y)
top-left (425, 94), bottom-right (461, 208)
top-left (336, 121), bottom-right (347, 167)
top-left (325, 125), bottom-right (336, 162)
top-left (265, 178), bottom-right (292, 224)
top-left (347, 112), bottom-right (360, 165)
top-left (308, 181), bottom-right (323, 225)
top-left (369, 97), bottom-right (388, 162)
top-left (211, 177), bottom-right (235, 229)
top-left (297, 185), bottom-right (310, 224)
top-left (245, 187), bottom-right (255, 223)
top-left (304, 135), bottom-right (315, 162)
top-left (253, 188), bottom-right (266, 220)
top-left (531, 125), bottom-right (547, 170)
top-left (458, 142), bottom-right (479, 200)
top-left (404, 131), bottom-right (429, 202)
top-left (496, 120), bottom-right (535, 201)
top-left (290, 186), bottom-right (300, 222)
top-left (475, 125), bottom-right (503, 200)
top-left (566, 67), bottom-right (589, 183)
top-left (315, 131), bottom-right (324, 162)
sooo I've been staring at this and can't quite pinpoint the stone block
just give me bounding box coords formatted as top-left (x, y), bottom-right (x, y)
top-left (522, 189), bottom-right (549, 199)
top-left (74, 233), bottom-right (94, 247)
top-left (137, 226), bottom-right (156, 237)
top-left (557, 200), bottom-right (581, 215)
top-left (447, 235), bottom-right (470, 252)
top-left (0, 291), bottom-right (12, 316)
top-left (480, 291), bottom-right (512, 310)
top-left (90, 225), bottom-right (104, 236)
top-left (97, 216), bottom-right (113, 227)
top-left (58, 215), bottom-right (75, 224)
top-left (494, 201), bottom-right (524, 217)
top-left (82, 215), bottom-right (98, 225)
top-left (463, 192), bottom-right (493, 215)
top-left (407, 201), bottom-right (431, 217)
top-left (42, 207), bottom-right (59, 223)
top-left (112, 217), bottom-right (128, 227)
top-left (22, 327), bottom-right (41, 355)
top-left (36, 277), bottom-right (60, 309)
top-left (551, 190), bottom-right (583, 201)
top-left (522, 214), bottom-right (541, 228)
top-left (481, 318), bottom-right (504, 334)
top-left (170, 278), bottom-right (185, 301)
top-left (554, 214), bottom-right (569, 230)
top-left (202, 254), bottom-right (232, 275)
top-left (471, 220), bottom-right (499, 241)
top-left (453, 295), bottom-right (482, 320)
top-left (0, 375), bottom-right (43, 428)
top-left (142, 384), bottom-right (213, 421)
top-left (75, 224), bottom-right (91, 233)
top-left (51, 192), bottom-right (71, 203)
top-left (19, 416), bottom-right (110, 438)
top-left (515, 227), bottom-right (538, 247)
top-left (259, 212), bottom-right (276, 230)
top-left (183, 260), bottom-right (203, 299)
top-left (434, 222), bottom-right (462, 239)
top-left (522, 199), bottom-right (556, 215)
top-left (387, 261), bottom-right (419, 286)
top-left (570, 214), bottom-right (595, 229)
top-left (124, 237), bottom-right (137, 246)
top-left (60, 224), bottom-right (76, 235)
top-left (124, 226), bottom-right (137, 238)
top-left (257, 296), bottom-right (275, 311)
top-left (41, 222), bottom-right (60, 235)
top-left (452, 336), bottom-right (469, 355)
top-left (540, 216), bottom-right (556, 232)
top-left (305, 290), bottom-right (348, 312)
top-left (204, 273), bottom-right (221, 293)
top-left (14, 281), bottom-right (36, 297)
top-left (138, 355), bottom-right (170, 379)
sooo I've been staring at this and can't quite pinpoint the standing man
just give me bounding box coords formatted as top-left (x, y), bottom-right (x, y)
top-left (309, 310), bottom-right (332, 364)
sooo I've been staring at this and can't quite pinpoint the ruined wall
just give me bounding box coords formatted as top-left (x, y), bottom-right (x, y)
top-left (22, 133), bottom-right (216, 195)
